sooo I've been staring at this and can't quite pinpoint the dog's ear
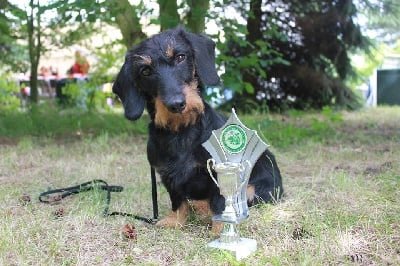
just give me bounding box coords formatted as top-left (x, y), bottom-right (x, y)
top-left (112, 62), bottom-right (145, 121)
top-left (182, 30), bottom-right (220, 87)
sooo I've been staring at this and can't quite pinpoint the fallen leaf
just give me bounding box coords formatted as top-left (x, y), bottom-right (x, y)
top-left (122, 224), bottom-right (137, 240)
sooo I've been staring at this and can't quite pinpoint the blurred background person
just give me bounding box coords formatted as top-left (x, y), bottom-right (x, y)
top-left (69, 49), bottom-right (90, 76)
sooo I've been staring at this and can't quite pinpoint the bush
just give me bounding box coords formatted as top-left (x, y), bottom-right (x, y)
top-left (62, 80), bottom-right (108, 111)
top-left (0, 73), bottom-right (20, 113)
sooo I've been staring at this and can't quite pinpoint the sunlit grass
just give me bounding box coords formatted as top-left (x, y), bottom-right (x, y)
top-left (0, 106), bottom-right (399, 265)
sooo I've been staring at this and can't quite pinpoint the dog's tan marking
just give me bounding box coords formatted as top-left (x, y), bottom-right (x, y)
top-left (154, 80), bottom-right (204, 132)
top-left (156, 201), bottom-right (189, 228)
top-left (247, 184), bottom-right (256, 203)
top-left (190, 200), bottom-right (213, 216)
top-left (187, 199), bottom-right (223, 236)
top-left (132, 54), bottom-right (152, 65)
top-left (211, 221), bottom-right (224, 237)
top-left (165, 44), bottom-right (174, 58)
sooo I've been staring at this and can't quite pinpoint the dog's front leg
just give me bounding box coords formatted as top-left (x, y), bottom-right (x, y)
top-left (156, 201), bottom-right (189, 228)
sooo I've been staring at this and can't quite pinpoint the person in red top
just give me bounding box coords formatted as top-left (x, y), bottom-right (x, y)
top-left (70, 50), bottom-right (90, 75)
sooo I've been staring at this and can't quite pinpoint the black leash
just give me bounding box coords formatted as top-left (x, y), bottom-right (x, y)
top-left (39, 167), bottom-right (158, 224)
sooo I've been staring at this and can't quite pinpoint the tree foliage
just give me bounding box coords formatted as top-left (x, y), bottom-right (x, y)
top-left (217, 0), bottom-right (369, 111)
top-left (0, 1), bottom-right (29, 72)
top-left (357, 0), bottom-right (400, 44)
top-left (1, 0), bottom-right (50, 103)
top-left (0, 0), bottom-right (387, 112)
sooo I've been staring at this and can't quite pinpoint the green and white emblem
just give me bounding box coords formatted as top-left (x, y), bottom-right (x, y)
top-left (220, 124), bottom-right (247, 154)
top-left (202, 108), bottom-right (269, 164)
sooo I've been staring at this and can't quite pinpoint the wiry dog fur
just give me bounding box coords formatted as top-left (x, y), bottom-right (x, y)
top-left (112, 27), bottom-right (283, 230)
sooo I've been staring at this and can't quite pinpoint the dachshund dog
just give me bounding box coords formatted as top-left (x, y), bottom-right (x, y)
top-left (112, 27), bottom-right (283, 230)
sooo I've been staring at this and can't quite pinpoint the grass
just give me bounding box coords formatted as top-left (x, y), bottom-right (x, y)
top-left (0, 103), bottom-right (148, 140)
top-left (0, 105), bottom-right (399, 265)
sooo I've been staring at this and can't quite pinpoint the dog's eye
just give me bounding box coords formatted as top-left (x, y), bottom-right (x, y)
top-left (175, 54), bottom-right (186, 64)
top-left (140, 67), bottom-right (152, 77)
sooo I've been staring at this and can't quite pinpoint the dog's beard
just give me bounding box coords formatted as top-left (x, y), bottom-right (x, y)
top-left (154, 81), bottom-right (204, 132)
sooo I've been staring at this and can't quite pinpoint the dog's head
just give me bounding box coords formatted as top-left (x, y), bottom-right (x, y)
top-left (112, 27), bottom-right (220, 131)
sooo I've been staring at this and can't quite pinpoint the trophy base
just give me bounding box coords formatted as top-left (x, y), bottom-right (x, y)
top-left (207, 237), bottom-right (257, 260)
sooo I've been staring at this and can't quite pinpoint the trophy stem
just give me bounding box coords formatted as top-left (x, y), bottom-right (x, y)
top-left (220, 222), bottom-right (239, 243)
top-left (221, 196), bottom-right (237, 221)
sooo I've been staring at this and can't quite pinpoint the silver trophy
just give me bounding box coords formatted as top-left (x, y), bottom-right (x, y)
top-left (202, 109), bottom-right (269, 260)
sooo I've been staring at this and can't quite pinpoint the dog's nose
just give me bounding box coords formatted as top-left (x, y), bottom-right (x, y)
top-left (167, 100), bottom-right (186, 113)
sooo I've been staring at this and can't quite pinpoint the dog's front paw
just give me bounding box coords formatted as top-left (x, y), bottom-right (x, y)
top-left (210, 221), bottom-right (224, 238)
top-left (156, 203), bottom-right (189, 228)
top-left (189, 199), bottom-right (213, 223)
top-left (156, 212), bottom-right (186, 228)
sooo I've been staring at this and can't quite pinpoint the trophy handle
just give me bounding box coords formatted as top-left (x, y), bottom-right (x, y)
top-left (236, 160), bottom-right (252, 193)
top-left (239, 160), bottom-right (252, 182)
top-left (207, 159), bottom-right (219, 187)
top-left (235, 160), bottom-right (252, 220)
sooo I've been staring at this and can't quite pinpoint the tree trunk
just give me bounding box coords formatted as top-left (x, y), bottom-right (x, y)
top-left (242, 0), bottom-right (263, 99)
top-left (27, 0), bottom-right (40, 104)
top-left (186, 0), bottom-right (209, 33)
top-left (157, 0), bottom-right (180, 31)
top-left (109, 0), bottom-right (146, 50)
top-left (246, 0), bottom-right (263, 44)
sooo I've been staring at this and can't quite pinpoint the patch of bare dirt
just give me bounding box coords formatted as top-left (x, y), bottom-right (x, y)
top-left (0, 136), bottom-right (19, 146)
top-left (334, 161), bottom-right (395, 177)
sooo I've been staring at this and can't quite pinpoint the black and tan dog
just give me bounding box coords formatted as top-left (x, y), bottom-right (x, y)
top-left (112, 27), bottom-right (283, 231)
